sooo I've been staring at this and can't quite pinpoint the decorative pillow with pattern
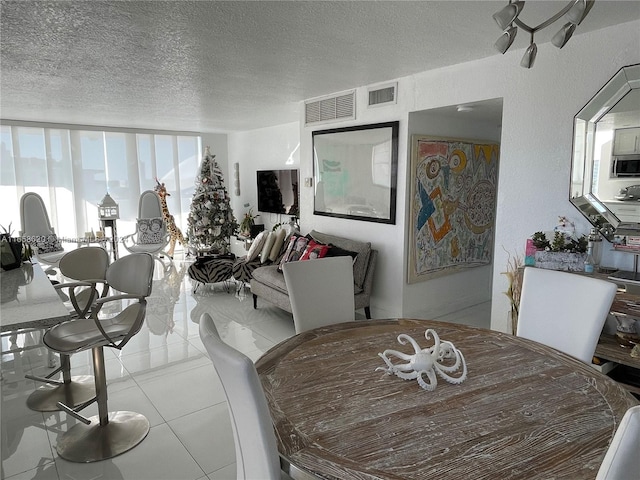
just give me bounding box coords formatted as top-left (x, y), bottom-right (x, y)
top-left (25, 234), bottom-right (63, 254)
top-left (310, 230), bottom-right (371, 290)
top-left (138, 217), bottom-right (165, 244)
top-left (277, 233), bottom-right (311, 272)
top-left (299, 240), bottom-right (331, 261)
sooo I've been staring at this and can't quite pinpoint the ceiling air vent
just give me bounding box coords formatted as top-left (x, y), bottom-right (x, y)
top-left (305, 90), bottom-right (355, 125)
top-left (368, 82), bottom-right (397, 107)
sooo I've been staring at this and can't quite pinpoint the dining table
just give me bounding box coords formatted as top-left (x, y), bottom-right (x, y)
top-left (1, 261), bottom-right (70, 332)
top-left (256, 318), bottom-right (639, 480)
top-left (1, 261), bottom-right (74, 403)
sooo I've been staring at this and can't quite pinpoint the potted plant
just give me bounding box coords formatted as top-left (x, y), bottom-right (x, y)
top-left (239, 208), bottom-right (258, 237)
top-left (531, 231), bottom-right (588, 272)
top-left (0, 223), bottom-right (26, 270)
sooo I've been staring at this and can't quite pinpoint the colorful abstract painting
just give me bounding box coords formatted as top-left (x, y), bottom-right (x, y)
top-left (408, 136), bottom-right (499, 283)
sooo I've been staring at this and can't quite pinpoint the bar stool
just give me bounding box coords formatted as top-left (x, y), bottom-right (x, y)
top-left (26, 246), bottom-right (110, 412)
top-left (42, 253), bottom-right (154, 462)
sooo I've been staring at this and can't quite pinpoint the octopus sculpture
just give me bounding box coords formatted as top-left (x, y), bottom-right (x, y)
top-left (376, 329), bottom-right (467, 391)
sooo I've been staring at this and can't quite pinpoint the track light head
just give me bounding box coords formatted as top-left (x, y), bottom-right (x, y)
top-left (492, 1), bottom-right (526, 30)
top-left (566, 0), bottom-right (595, 25)
top-left (520, 43), bottom-right (538, 69)
top-left (552, 22), bottom-right (576, 48)
top-left (494, 26), bottom-right (518, 54)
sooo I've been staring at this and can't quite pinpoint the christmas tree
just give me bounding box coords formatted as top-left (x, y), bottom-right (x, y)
top-left (187, 147), bottom-right (239, 254)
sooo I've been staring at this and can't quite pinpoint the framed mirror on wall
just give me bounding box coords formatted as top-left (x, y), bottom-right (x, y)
top-left (570, 64), bottom-right (640, 240)
top-left (312, 121), bottom-right (399, 224)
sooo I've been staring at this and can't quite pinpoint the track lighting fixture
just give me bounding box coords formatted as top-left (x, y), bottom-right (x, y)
top-left (492, 0), bottom-right (595, 68)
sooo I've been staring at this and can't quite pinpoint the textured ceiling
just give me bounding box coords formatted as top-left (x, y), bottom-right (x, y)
top-left (1, 0), bottom-right (639, 132)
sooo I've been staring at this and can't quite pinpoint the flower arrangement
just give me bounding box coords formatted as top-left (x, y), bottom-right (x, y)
top-left (527, 216), bottom-right (591, 273)
top-left (530, 217), bottom-right (587, 254)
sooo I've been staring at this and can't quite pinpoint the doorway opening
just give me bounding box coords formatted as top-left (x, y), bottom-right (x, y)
top-left (405, 98), bottom-right (504, 329)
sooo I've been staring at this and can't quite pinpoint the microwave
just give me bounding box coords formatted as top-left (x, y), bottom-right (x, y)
top-left (611, 155), bottom-right (640, 177)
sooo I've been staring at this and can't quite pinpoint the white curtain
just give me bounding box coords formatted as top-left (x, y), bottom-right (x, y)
top-left (0, 123), bottom-right (201, 243)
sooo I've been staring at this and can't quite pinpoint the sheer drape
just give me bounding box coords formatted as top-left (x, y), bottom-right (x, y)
top-left (0, 123), bottom-right (200, 245)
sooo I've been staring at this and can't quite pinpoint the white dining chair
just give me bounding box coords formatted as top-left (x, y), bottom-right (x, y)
top-left (516, 267), bottom-right (617, 364)
top-left (282, 256), bottom-right (355, 334)
top-left (596, 405), bottom-right (640, 479)
top-left (198, 313), bottom-right (291, 480)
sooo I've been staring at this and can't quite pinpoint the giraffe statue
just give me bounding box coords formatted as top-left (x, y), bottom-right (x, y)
top-left (154, 179), bottom-right (186, 258)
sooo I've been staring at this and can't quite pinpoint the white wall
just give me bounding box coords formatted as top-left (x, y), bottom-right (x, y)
top-left (298, 83), bottom-right (412, 317)
top-left (299, 20), bottom-right (639, 325)
top-left (215, 20), bottom-right (640, 327)
top-left (473, 21), bottom-right (638, 331)
top-left (226, 122), bottom-right (300, 231)
top-left (199, 132), bottom-right (229, 184)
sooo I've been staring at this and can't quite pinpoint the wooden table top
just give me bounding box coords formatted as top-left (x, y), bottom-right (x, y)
top-left (256, 319), bottom-right (638, 480)
top-left (1, 262), bottom-right (70, 332)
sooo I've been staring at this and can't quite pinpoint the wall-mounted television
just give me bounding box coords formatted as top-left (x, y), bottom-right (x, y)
top-left (257, 169), bottom-right (299, 215)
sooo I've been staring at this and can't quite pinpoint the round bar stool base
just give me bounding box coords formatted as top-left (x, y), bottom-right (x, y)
top-left (56, 411), bottom-right (150, 463)
top-left (26, 375), bottom-right (95, 412)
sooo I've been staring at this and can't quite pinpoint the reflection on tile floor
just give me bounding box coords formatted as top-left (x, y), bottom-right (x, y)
top-left (1, 259), bottom-right (490, 480)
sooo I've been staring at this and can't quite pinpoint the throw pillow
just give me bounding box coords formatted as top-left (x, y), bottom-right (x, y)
top-left (277, 233), bottom-right (311, 271)
top-left (310, 230), bottom-right (371, 290)
top-left (138, 217), bottom-right (164, 244)
top-left (246, 230), bottom-right (268, 261)
top-left (324, 243), bottom-right (358, 263)
top-left (299, 240), bottom-right (331, 261)
top-left (260, 232), bottom-right (276, 264)
top-left (26, 234), bottom-right (63, 254)
top-left (268, 229), bottom-right (287, 262)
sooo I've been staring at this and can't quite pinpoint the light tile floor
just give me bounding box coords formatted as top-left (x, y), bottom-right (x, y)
top-left (1, 260), bottom-right (490, 480)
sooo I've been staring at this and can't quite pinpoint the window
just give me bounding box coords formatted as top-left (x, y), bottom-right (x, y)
top-left (0, 123), bottom-right (201, 244)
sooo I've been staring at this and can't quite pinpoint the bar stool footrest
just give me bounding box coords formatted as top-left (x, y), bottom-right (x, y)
top-left (26, 375), bottom-right (95, 412)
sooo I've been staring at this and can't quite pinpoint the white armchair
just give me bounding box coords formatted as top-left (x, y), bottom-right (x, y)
top-left (19, 192), bottom-right (68, 274)
top-left (121, 190), bottom-right (172, 267)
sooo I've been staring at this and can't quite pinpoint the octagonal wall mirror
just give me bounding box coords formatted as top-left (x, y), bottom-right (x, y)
top-left (570, 64), bottom-right (640, 241)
